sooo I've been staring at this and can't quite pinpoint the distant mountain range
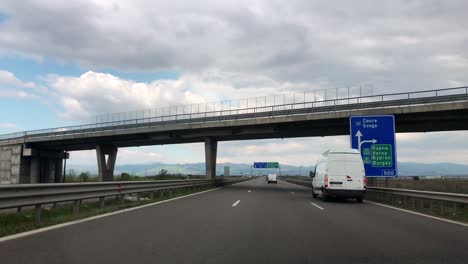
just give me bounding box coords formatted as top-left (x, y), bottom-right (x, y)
top-left (67, 162), bottom-right (468, 177)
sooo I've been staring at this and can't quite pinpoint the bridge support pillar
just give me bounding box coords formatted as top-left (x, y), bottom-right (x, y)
top-left (204, 137), bottom-right (217, 179)
top-left (54, 158), bottom-right (63, 183)
top-left (96, 145), bottom-right (118, 182)
top-left (30, 156), bottom-right (40, 183)
top-left (0, 145), bottom-right (68, 184)
top-left (25, 148), bottom-right (68, 184)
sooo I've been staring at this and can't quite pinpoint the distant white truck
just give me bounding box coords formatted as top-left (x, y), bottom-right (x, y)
top-left (310, 148), bottom-right (366, 202)
top-left (267, 173), bottom-right (278, 184)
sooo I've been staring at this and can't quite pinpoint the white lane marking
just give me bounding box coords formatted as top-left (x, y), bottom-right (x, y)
top-left (248, 190), bottom-right (251, 193)
top-left (365, 201), bottom-right (468, 228)
top-left (232, 200), bottom-right (241, 207)
top-left (290, 192), bottom-right (295, 194)
top-left (310, 202), bottom-right (324, 210)
top-left (0, 180), bottom-right (254, 243)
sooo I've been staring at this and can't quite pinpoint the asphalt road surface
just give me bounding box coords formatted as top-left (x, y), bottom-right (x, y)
top-left (1, 177), bottom-right (468, 264)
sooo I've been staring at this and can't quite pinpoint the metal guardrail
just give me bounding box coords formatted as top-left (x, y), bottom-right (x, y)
top-left (281, 178), bottom-right (468, 204)
top-left (0, 86), bottom-right (467, 142)
top-left (0, 178), bottom-right (248, 210)
top-left (367, 187), bottom-right (468, 204)
top-left (0, 177), bottom-right (251, 224)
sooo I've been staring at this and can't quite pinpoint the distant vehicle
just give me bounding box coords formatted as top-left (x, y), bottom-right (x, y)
top-left (267, 173), bottom-right (278, 184)
top-left (310, 148), bottom-right (366, 202)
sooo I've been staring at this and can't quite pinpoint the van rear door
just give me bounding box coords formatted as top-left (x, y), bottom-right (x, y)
top-left (327, 153), bottom-right (364, 190)
top-left (343, 158), bottom-right (365, 190)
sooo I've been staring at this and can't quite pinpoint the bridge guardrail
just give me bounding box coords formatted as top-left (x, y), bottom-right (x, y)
top-left (0, 177), bottom-right (251, 224)
top-left (1, 86), bottom-right (467, 142)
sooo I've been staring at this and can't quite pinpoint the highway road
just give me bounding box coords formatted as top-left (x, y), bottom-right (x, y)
top-left (1, 177), bottom-right (468, 264)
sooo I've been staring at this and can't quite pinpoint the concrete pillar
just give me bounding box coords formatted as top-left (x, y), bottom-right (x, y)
top-left (0, 145), bottom-right (68, 184)
top-left (204, 137), bottom-right (217, 179)
top-left (54, 158), bottom-right (63, 183)
top-left (30, 156), bottom-right (40, 183)
top-left (96, 145), bottom-right (118, 182)
top-left (40, 158), bottom-right (50, 183)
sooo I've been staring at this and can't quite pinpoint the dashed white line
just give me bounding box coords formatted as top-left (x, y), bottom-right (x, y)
top-left (248, 190), bottom-right (251, 193)
top-left (310, 202), bottom-right (324, 210)
top-left (290, 192), bottom-right (295, 194)
top-left (232, 200), bottom-right (241, 207)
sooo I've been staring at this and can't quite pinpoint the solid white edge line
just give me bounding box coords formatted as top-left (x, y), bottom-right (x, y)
top-left (365, 201), bottom-right (468, 228)
top-left (232, 200), bottom-right (240, 207)
top-left (310, 202), bottom-right (324, 210)
top-left (0, 180), bottom-right (251, 243)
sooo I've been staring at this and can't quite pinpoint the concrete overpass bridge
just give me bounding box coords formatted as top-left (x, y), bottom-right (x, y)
top-left (1, 86), bottom-right (468, 184)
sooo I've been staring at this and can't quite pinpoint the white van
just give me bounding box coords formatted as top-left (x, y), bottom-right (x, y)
top-left (267, 173), bottom-right (278, 184)
top-left (310, 148), bottom-right (366, 202)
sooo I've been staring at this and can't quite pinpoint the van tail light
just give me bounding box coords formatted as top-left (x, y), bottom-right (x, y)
top-left (324, 175), bottom-right (329, 188)
top-left (363, 176), bottom-right (367, 189)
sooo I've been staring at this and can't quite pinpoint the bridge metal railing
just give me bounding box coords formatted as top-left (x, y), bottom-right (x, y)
top-left (282, 178), bottom-right (468, 222)
top-left (1, 86), bottom-right (468, 142)
top-left (0, 177), bottom-right (251, 224)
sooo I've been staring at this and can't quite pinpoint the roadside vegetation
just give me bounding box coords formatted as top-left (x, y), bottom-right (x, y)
top-left (63, 169), bottom-right (205, 183)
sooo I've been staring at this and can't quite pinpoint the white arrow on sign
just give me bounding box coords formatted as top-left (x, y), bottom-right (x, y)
top-left (355, 130), bottom-right (377, 152)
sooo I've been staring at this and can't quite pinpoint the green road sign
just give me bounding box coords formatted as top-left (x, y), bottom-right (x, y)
top-left (253, 162), bottom-right (279, 168)
top-left (371, 144), bottom-right (393, 167)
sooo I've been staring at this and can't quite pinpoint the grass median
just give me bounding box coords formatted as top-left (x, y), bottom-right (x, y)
top-left (0, 185), bottom-right (215, 238)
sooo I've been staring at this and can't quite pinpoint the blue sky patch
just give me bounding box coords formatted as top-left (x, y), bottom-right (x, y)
top-left (0, 12), bottom-right (9, 23)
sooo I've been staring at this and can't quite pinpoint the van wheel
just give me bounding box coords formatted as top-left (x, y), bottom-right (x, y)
top-left (322, 188), bottom-right (329, 202)
top-left (356, 197), bottom-right (363, 203)
top-left (312, 189), bottom-right (318, 198)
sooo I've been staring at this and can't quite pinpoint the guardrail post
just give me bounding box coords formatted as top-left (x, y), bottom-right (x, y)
top-left (73, 200), bottom-right (80, 216)
top-left (99, 197), bottom-right (105, 209)
top-left (17, 206), bottom-right (22, 213)
top-left (34, 204), bottom-right (41, 225)
top-left (150, 192), bottom-right (154, 200)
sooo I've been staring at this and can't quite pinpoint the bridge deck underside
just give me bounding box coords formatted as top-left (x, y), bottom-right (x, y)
top-left (28, 107), bottom-right (468, 151)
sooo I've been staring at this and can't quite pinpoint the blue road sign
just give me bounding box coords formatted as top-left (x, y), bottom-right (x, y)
top-left (350, 115), bottom-right (398, 177)
top-left (253, 162), bottom-right (279, 169)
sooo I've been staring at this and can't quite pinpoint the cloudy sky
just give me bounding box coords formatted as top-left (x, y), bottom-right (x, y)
top-left (0, 0), bottom-right (467, 167)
